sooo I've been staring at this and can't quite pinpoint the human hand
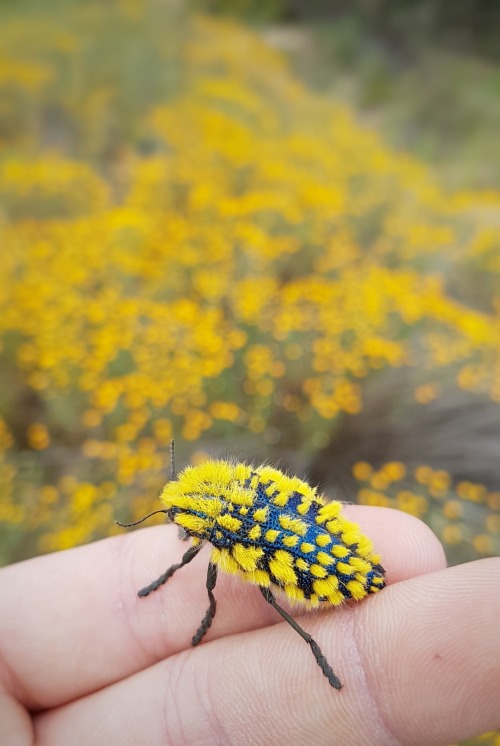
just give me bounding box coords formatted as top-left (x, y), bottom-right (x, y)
top-left (1, 507), bottom-right (499, 745)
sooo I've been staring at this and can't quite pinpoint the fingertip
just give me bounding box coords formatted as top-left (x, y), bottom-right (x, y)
top-left (360, 558), bottom-right (500, 745)
top-left (344, 505), bottom-right (447, 583)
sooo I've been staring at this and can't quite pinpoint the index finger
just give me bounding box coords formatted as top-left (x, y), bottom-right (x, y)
top-left (0, 506), bottom-right (445, 709)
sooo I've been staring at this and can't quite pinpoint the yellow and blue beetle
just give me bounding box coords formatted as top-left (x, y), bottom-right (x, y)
top-left (120, 442), bottom-right (385, 690)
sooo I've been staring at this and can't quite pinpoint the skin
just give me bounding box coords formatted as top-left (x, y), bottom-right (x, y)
top-left (0, 506), bottom-right (499, 746)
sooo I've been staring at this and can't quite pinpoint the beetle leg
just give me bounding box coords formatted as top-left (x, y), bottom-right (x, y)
top-left (259, 586), bottom-right (342, 690)
top-left (138, 541), bottom-right (205, 597)
top-left (192, 562), bottom-right (218, 646)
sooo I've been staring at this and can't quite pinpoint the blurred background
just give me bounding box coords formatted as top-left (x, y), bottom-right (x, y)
top-left (0, 1), bottom-right (499, 738)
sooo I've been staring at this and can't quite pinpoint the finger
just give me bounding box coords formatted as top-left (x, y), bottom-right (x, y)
top-left (344, 505), bottom-right (446, 583)
top-left (34, 559), bottom-right (500, 746)
top-left (0, 506), bottom-right (444, 710)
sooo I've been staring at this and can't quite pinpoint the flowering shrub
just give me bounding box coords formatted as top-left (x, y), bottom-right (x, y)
top-left (0, 6), bottom-right (499, 564)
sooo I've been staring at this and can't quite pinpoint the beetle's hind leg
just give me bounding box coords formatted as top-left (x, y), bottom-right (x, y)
top-left (138, 542), bottom-right (204, 597)
top-left (259, 586), bottom-right (342, 690)
top-left (192, 562), bottom-right (218, 646)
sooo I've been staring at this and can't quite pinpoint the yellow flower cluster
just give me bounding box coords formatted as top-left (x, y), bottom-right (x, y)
top-left (0, 4), bottom-right (499, 563)
top-left (353, 462), bottom-right (500, 558)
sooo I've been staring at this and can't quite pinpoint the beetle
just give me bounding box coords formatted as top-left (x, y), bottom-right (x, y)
top-left (118, 441), bottom-right (385, 689)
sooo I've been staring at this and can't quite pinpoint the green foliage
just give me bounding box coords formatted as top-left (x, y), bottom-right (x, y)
top-left (202, 0), bottom-right (500, 61)
top-left (196, 0), bottom-right (287, 23)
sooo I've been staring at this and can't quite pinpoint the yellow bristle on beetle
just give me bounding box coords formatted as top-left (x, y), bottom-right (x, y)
top-left (118, 442), bottom-right (386, 690)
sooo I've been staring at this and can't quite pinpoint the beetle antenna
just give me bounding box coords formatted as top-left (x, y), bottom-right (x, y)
top-left (116, 509), bottom-right (168, 528)
top-left (170, 439), bottom-right (176, 480)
